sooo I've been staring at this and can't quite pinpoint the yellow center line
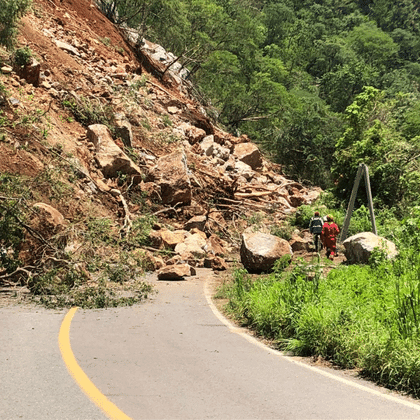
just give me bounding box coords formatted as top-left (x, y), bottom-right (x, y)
top-left (58, 307), bottom-right (132, 420)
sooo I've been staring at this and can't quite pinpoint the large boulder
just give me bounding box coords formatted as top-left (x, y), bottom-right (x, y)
top-left (240, 232), bottom-right (293, 273)
top-left (87, 124), bottom-right (142, 178)
top-left (146, 151), bottom-right (192, 205)
top-left (343, 232), bottom-right (398, 264)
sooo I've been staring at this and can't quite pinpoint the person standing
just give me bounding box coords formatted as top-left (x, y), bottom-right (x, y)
top-left (309, 211), bottom-right (324, 252)
top-left (321, 215), bottom-right (340, 260)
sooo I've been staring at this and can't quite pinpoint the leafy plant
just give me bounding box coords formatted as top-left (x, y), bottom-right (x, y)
top-left (13, 46), bottom-right (32, 66)
top-left (123, 214), bottom-right (157, 248)
top-left (0, 199), bottom-right (25, 273)
top-left (99, 37), bottom-right (111, 46)
top-left (162, 114), bottom-right (172, 127)
top-left (85, 217), bottom-right (115, 245)
top-left (271, 222), bottom-right (294, 241)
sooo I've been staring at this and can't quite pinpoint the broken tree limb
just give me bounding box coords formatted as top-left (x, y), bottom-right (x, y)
top-left (143, 246), bottom-right (176, 255)
top-left (112, 189), bottom-right (132, 235)
top-left (0, 266), bottom-right (35, 284)
top-left (234, 191), bottom-right (274, 199)
top-left (152, 203), bottom-right (182, 219)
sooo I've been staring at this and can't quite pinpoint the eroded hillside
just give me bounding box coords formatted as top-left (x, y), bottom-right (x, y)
top-left (0, 0), bottom-right (322, 307)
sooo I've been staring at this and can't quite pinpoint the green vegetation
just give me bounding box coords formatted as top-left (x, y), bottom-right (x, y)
top-left (0, 82), bottom-right (7, 105)
top-left (0, 171), bottom-right (155, 309)
top-left (219, 241), bottom-right (420, 396)
top-left (62, 95), bottom-right (116, 134)
top-left (216, 204), bottom-right (420, 396)
top-left (0, 0), bottom-right (31, 48)
top-left (12, 46), bottom-right (32, 66)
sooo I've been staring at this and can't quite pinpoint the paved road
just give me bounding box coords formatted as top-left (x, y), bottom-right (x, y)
top-left (0, 304), bottom-right (107, 420)
top-left (2, 269), bottom-right (420, 419)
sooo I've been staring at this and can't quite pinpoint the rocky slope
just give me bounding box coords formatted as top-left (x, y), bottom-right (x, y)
top-left (0, 0), bottom-right (323, 304)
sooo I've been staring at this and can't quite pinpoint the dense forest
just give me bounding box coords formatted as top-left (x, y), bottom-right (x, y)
top-left (97, 0), bottom-right (420, 215)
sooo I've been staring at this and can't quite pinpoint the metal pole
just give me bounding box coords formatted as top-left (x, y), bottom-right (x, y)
top-left (340, 164), bottom-right (364, 242)
top-left (363, 164), bottom-right (377, 235)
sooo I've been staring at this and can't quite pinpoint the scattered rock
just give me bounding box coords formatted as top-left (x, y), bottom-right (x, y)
top-left (160, 229), bottom-right (188, 249)
top-left (33, 203), bottom-right (66, 231)
top-left (205, 234), bottom-right (229, 256)
top-left (204, 256), bottom-right (228, 271)
top-left (290, 231), bottom-right (313, 252)
top-left (179, 122), bottom-right (206, 144)
top-left (14, 58), bottom-right (41, 86)
top-left (1, 66), bottom-right (13, 74)
top-left (174, 233), bottom-right (207, 258)
top-left (233, 142), bottom-right (263, 170)
top-left (54, 40), bottom-right (81, 56)
top-left (199, 135), bottom-right (215, 156)
top-left (114, 115), bottom-right (133, 147)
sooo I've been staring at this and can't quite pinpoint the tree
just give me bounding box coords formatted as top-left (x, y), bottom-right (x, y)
top-left (332, 87), bottom-right (420, 210)
top-left (346, 21), bottom-right (399, 68)
top-left (0, 0), bottom-right (31, 48)
top-left (255, 90), bottom-right (342, 188)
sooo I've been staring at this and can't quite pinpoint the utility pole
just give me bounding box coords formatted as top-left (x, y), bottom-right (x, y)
top-left (340, 163), bottom-right (377, 242)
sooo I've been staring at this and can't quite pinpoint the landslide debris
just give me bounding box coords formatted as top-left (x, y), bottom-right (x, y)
top-left (0, 0), bottom-right (322, 307)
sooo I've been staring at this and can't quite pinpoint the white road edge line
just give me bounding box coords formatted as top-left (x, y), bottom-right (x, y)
top-left (204, 280), bottom-right (420, 411)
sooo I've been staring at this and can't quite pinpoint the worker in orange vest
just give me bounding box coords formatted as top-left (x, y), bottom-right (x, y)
top-left (321, 214), bottom-right (340, 260)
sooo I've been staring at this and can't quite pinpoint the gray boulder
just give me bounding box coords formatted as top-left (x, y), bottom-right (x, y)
top-left (240, 232), bottom-right (292, 273)
top-left (343, 232), bottom-right (398, 264)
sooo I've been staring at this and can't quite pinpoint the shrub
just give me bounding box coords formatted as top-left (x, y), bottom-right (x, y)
top-left (13, 46), bottom-right (32, 66)
top-left (62, 95), bottom-right (116, 134)
top-left (123, 214), bottom-right (157, 248)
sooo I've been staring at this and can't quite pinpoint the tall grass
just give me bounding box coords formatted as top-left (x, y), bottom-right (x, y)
top-left (221, 246), bottom-right (420, 397)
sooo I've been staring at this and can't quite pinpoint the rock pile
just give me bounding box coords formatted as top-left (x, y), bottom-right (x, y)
top-left (0, 0), bottom-right (323, 280)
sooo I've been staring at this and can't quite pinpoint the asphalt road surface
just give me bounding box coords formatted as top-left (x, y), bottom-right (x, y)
top-left (2, 268), bottom-right (420, 419)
